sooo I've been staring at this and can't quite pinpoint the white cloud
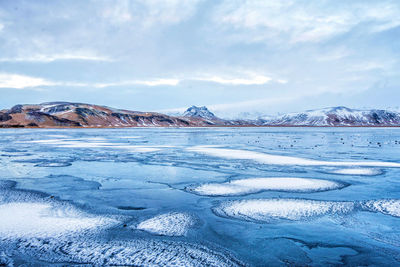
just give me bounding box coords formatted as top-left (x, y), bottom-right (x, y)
top-left (0, 53), bottom-right (112, 63)
top-left (100, 0), bottom-right (201, 26)
top-left (191, 70), bottom-right (288, 85)
top-left (101, 0), bottom-right (133, 24)
top-left (0, 70), bottom-right (287, 89)
top-left (0, 73), bottom-right (55, 89)
top-left (194, 74), bottom-right (272, 85)
top-left (93, 78), bottom-right (180, 87)
top-left (277, 79), bottom-right (288, 84)
top-left (140, 0), bottom-right (201, 25)
top-left (209, 96), bottom-right (297, 113)
top-left (346, 60), bottom-right (396, 72)
top-left (315, 47), bottom-right (350, 62)
top-left (0, 73), bottom-right (180, 89)
top-left (213, 0), bottom-right (400, 44)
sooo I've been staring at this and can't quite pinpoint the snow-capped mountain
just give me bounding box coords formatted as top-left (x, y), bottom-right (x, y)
top-left (258, 106), bottom-right (400, 126)
top-left (1, 103), bottom-right (399, 128)
top-left (183, 106), bottom-right (218, 120)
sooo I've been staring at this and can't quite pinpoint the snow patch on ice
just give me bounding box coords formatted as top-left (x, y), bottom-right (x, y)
top-left (137, 212), bottom-right (195, 236)
top-left (79, 137), bottom-right (106, 141)
top-left (25, 139), bottom-right (170, 152)
top-left (362, 199), bottom-right (400, 217)
top-left (213, 199), bottom-right (355, 222)
top-left (187, 177), bottom-right (344, 196)
top-left (46, 134), bottom-right (69, 138)
top-left (0, 202), bottom-right (118, 239)
top-left (56, 141), bottom-right (117, 148)
top-left (188, 146), bottom-right (400, 167)
top-left (113, 145), bottom-right (162, 152)
top-left (330, 168), bottom-right (382, 175)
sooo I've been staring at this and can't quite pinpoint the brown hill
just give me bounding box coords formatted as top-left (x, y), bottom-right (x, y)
top-left (0, 102), bottom-right (221, 128)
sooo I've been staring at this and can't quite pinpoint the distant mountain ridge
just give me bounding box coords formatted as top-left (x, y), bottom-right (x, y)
top-left (0, 102), bottom-right (399, 127)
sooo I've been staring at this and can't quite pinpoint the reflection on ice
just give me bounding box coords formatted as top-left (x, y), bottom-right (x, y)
top-left (213, 199), bottom-right (355, 222)
top-left (188, 146), bottom-right (400, 167)
top-left (187, 177), bottom-right (345, 196)
top-left (136, 212), bottom-right (195, 236)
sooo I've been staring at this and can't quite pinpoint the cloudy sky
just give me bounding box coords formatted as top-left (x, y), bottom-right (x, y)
top-left (0, 0), bottom-right (399, 118)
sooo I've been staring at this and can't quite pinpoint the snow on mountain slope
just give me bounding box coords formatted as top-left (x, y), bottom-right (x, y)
top-left (259, 106), bottom-right (400, 126)
top-left (183, 106), bottom-right (218, 120)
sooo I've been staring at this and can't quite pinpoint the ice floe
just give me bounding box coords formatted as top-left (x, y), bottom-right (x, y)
top-left (330, 168), bottom-right (382, 176)
top-left (187, 177), bottom-right (345, 196)
top-left (188, 146), bottom-right (400, 167)
top-left (362, 199), bottom-right (400, 218)
top-left (213, 199), bottom-right (355, 222)
top-left (137, 212), bottom-right (195, 236)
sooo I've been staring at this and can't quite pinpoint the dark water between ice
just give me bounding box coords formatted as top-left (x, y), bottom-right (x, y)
top-left (0, 127), bottom-right (400, 266)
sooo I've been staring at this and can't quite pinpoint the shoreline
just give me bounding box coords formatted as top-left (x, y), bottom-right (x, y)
top-left (1, 125), bottom-right (400, 129)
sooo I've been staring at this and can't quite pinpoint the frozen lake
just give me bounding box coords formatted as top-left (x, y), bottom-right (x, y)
top-left (0, 127), bottom-right (400, 266)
